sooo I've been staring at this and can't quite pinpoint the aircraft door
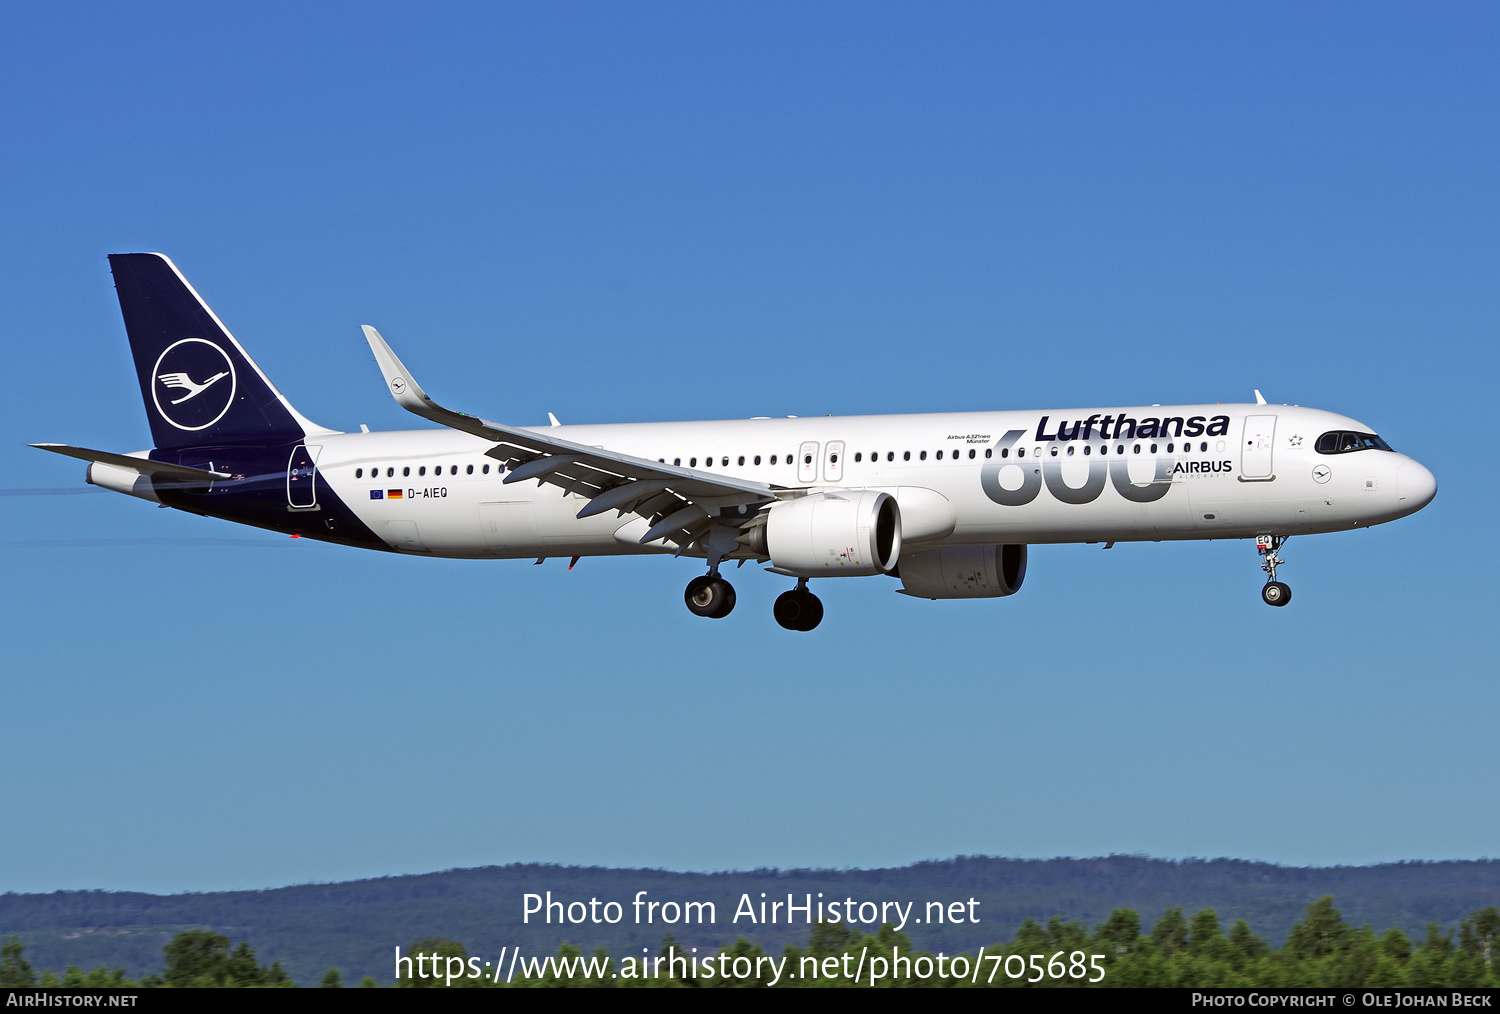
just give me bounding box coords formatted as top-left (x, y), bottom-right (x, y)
top-left (1240, 416), bottom-right (1276, 479)
top-left (287, 444), bottom-right (321, 508)
top-left (824, 440), bottom-right (845, 483)
top-left (798, 440), bottom-right (820, 483)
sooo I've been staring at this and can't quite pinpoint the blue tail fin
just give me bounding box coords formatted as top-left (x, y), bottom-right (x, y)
top-left (109, 253), bottom-right (322, 449)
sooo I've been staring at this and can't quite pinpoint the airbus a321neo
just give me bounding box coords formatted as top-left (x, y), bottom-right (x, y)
top-left (34, 254), bottom-right (1437, 630)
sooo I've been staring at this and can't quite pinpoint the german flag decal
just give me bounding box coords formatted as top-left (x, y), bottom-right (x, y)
top-left (388, 489), bottom-right (404, 499)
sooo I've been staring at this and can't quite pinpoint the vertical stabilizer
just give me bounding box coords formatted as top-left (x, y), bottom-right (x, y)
top-left (108, 253), bottom-right (331, 449)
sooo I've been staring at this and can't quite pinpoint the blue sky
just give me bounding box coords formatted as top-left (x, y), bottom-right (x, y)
top-left (1, 3), bottom-right (1496, 894)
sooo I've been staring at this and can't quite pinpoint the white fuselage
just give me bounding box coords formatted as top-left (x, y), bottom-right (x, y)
top-left (303, 403), bottom-right (1434, 561)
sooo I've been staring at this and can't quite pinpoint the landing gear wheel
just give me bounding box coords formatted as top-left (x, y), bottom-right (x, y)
top-left (773, 589), bottom-right (824, 631)
top-left (685, 575), bottom-right (736, 618)
top-left (1261, 581), bottom-right (1291, 607)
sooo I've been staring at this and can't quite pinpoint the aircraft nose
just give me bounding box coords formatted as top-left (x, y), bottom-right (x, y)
top-left (1397, 459), bottom-right (1437, 511)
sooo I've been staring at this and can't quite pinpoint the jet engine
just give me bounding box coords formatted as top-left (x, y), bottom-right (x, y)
top-left (895, 544), bottom-right (1027, 599)
top-left (747, 490), bottom-right (901, 577)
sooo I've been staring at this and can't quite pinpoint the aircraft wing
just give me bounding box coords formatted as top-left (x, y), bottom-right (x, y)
top-left (31, 443), bottom-right (231, 481)
top-left (362, 327), bottom-right (783, 546)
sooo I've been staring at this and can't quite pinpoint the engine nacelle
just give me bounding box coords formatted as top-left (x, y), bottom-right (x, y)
top-left (896, 544), bottom-right (1027, 599)
top-left (761, 489), bottom-right (901, 577)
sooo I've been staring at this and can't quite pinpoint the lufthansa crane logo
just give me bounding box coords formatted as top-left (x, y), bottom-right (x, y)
top-left (151, 338), bottom-right (237, 431)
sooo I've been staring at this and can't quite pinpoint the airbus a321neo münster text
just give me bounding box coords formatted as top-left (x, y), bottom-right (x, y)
top-left (35, 254), bottom-right (1438, 630)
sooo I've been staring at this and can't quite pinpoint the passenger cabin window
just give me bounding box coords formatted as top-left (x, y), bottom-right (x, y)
top-left (356, 468), bottom-right (363, 478)
top-left (483, 464), bottom-right (491, 473)
top-left (403, 466), bottom-right (411, 477)
top-left (1316, 431), bottom-right (1394, 454)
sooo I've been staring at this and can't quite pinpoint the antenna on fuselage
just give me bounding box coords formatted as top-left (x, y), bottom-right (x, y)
top-left (1254, 390), bottom-right (1267, 405)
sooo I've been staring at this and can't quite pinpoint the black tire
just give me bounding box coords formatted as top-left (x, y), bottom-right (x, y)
top-left (773, 590), bottom-right (806, 630)
top-left (686, 575), bottom-right (733, 618)
top-left (1261, 581), bottom-right (1291, 607)
top-left (709, 580), bottom-right (736, 618)
top-left (796, 592), bottom-right (824, 631)
top-left (774, 589), bottom-right (823, 631)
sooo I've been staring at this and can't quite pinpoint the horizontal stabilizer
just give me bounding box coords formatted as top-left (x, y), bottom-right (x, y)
top-left (30, 444), bottom-right (230, 481)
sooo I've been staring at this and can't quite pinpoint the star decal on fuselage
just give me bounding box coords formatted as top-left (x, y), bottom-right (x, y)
top-left (1288, 434), bottom-right (1303, 447)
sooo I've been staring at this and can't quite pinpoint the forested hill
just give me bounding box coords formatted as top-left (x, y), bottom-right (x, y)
top-left (3, 857), bottom-right (1496, 987)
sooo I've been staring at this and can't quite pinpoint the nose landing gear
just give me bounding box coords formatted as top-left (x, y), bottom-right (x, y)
top-left (1257, 535), bottom-right (1291, 607)
top-left (773, 579), bottom-right (823, 631)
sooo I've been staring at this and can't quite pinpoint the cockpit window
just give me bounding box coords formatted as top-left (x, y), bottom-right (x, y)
top-left (1315, 431), bottom-right (1394, 454)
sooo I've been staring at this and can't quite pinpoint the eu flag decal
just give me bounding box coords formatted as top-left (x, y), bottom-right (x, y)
top-left (369, 489), bottom-right (384, 500)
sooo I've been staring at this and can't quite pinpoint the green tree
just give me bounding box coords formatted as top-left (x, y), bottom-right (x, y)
top-left (358, 976), bottom-right (379, 988)
top-left (320, 967), bottom-right (343, 987)
top-left (1380, 927), bottom-right (1412, 962)
top-left (1189, 909), bottom-right (1224, 952)
top-left (1285, 896), bottom-right (1351, 959)
top-left (1460, 907), bottom-right (1499, 970)
top-left (1094, 908), bottom-right (1141, 956)
top-left (0, 936), bottom-right (36, 988)
top-left (1419, 922), bottom-right (1452, 955)
top-left (1150, 907), bottom-right (1188, 956)
top-left (159, 929), bottom-right (289, 987)
top-left (162, 930), bottom-right (233, 987)
top-left (1228, 919), bottom-right (1268, 960)
top-left (397, 936), bottom-right (472, 988)
top-left (808, 921), bottom-right (855, 957)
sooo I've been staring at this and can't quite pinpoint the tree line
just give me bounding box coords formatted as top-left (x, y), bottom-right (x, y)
top-left (2, 897), bottom-right (1495, 987)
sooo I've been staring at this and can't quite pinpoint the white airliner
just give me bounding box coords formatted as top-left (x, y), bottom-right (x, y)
top-left (35, 254), bottom-right (1437, 630)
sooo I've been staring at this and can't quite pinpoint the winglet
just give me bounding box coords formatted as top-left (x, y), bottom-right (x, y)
top-left (361, 325), bottom-right (446, 417)
top-left (1254, 389), bottom-right (1267, 405)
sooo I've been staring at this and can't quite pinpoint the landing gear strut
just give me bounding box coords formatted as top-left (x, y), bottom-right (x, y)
top-left (773, 579), bottom-right (823, 631)
top-left (1256, 535), bottom-right (1291, 607)
top-left (685, 573), bottom-right (736, 618)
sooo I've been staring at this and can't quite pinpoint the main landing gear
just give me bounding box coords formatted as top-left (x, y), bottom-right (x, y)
top-left (682, 572), bottom-right (824, 630)
top-left (685, 573), bottom-right (736, 618)
top-left (1257, 534), bottom-right (1292, 607)
top-left (773, 580), bottom-right (823, 632)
